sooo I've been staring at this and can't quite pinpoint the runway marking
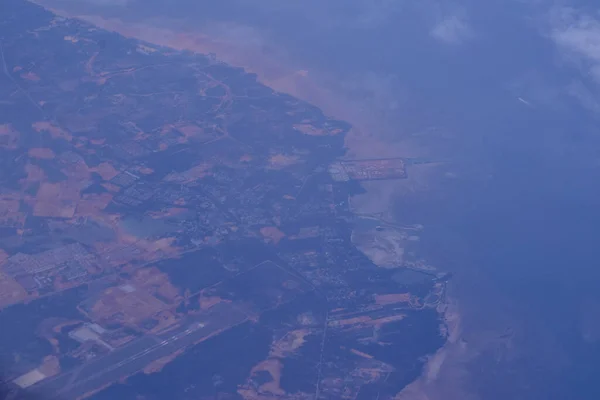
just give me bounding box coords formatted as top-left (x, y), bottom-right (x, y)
top-left (53, 321), bottom-right (212, 398)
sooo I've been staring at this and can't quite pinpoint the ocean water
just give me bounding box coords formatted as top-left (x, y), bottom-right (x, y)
top-left (403, 124), bottom-right (600, 399)
top-left (392, 44), bottom-right (600, 399)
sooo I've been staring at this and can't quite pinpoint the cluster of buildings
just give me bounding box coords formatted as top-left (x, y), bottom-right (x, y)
top-left (3, 243), bottom-right (97, 293)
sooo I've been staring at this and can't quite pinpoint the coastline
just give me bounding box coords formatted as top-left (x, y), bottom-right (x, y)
top-left (27, 3), bottom-right (463, 398)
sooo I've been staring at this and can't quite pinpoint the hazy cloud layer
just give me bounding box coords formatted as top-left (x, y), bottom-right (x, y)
top-left (549, 7), bottom-right (600, 82)
top-left (430, 12), bottom-right (473, 44)
top-left (538, 4), bottom-right (600, 116)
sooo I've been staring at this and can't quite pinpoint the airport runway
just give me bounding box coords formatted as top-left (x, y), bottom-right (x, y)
top-left (27, 303), bottom-right (248, 399)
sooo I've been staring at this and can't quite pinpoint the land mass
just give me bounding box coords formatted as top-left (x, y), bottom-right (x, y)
top-left (0, 1), bottom-right (448, 399)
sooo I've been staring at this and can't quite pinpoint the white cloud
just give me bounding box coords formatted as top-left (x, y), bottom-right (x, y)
top-left (430, 13), bottom-right (473, 45)
top-left (549, 7), bottom-right (600, 82)
top-left (540, 6), bottom-right (600, 115)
